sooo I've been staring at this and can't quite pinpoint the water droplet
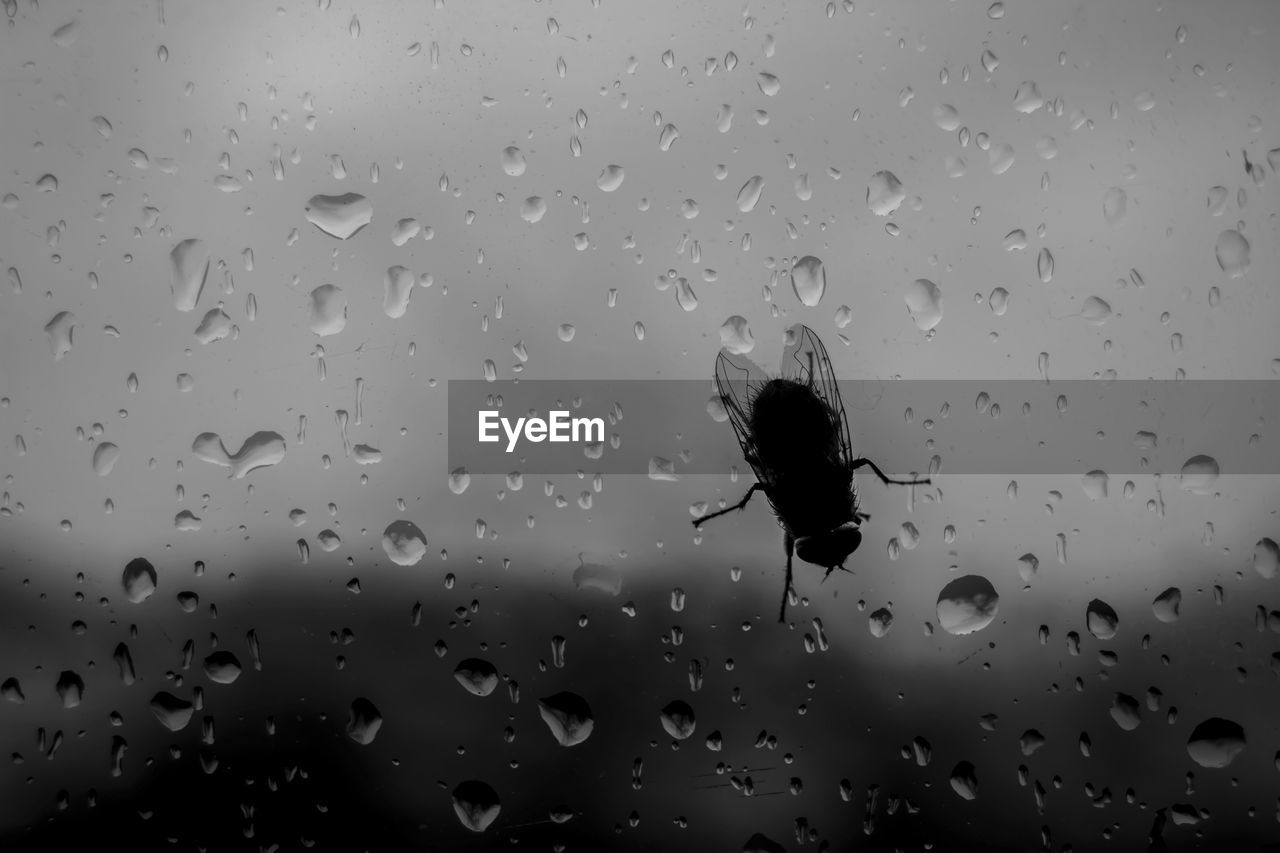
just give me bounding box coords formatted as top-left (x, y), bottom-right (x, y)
top-left (660, 700), bottom-right (696, 739)
top-left (538, 692), bottom-right (594, 746)
top-left (1102, 187), bottom-right (1128, 225)
top-left (719, 316), bottom-right (755, 354)
top-left (904, 279), bottom-right (943, 331)
top-left (936, 576), bottom-right (998, 634)
top-left (1013, 81), bottom-right (1044, 113)
top-left (381, 520), bottom-right (428, 566)
top-left (1207, 186), bottom-right (1229, 216)
top-left (169, 239), bottom-right (210, 312)
top-left (390, 218), bottom-right (420, 247)
top-left (736, 176), bottom-right (765, 212)
top-left (1179, 454), bottom-right (1219, 493)
top-left (1110, 693), bottom-right (1142, 731)
top-left (1081, 470), bottom-right (1108, 499)
top-left (346, 697), bottom-right (382, 745)
top-left (790, 256), bottom-right (826, 306)
top-left (658, 123), bottom-right (680, 151)
top-left (43, 311), bottom-right (75, 359)
top-left (304, 193), bottom-right (373, 239)
top-left (52, 21), bottom-right (79, 47)
top-left (1214, 230), bottom-right (1250, 277)
top-left (308, 284), bottom-right (347, 336)
top-left (866, 171), bottom-right (905, 216)
top-left (988, 143), bottom-right (1015, 175)
top-left (1085, 598), bottom-right (1119, 639)
top-left (1152, 587), bottom-right (1181, 622)
top-left (868, 607), bottom-right (894, 638)
top-left (452, 780), bottom-right (501, 832)
top-left (950, 761), bottom-right (978, 799)
top-left (1253, 538), bottom-right (1279, 579)
top-left (1037, 248), bottom-right (1054, 283)
top-left (149, 691), bottom-right (194, 731)
top-left (597, 164), bottom-right (625, 192)
top-left (122, 558), bottom-right (157, 603)
top-left (500, 146), bottom-right (526, 177)
top-left (1186, 718), bottom-right (1246, 768)
top-left (454, 658), bottom-right (500, 697)
top-left (988, 288), bottom-right (1009, 316)
top-left (1081, 296), bottom-right (1112, 324)
top-left (203, 651), bottom-right (243, 685)
top-left (191, 431), bottom-right (287, 478)
top-left (520, 196), bottom-right (548, 223)
top-left (383, 266), bottom-right (415, 318)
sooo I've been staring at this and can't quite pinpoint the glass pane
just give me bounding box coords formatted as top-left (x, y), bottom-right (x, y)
top-left (1, 0), bottom-right (1277, 849)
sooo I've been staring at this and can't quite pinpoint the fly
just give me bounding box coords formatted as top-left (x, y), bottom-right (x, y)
top-left (692, 324), bottom-right (930, 622)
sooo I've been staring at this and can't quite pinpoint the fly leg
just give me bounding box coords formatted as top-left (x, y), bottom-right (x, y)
top-left (691, 483), bottom-right (763, 527)
top-left (851, 457), bottom-right (930, 487)
top-left (778, 532), bottom-right (795, 623)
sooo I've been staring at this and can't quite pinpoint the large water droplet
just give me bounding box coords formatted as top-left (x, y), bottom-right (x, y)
top-left (309, 284), bottom-right (347, 336)
top-left (866, 171), bottom-right (905, 216)
top-left (520, 196), bottom-right (548, 223)
top-left (383, 266), bottom-right (415, 318)
top-left (43, 312), bottom-right (75, 359)
top-left (203, 651), bottom-right (243, 685)
top-left (790, 256), bottom-right (826, 306)
top-left (904, 279), bottom-right (943, 330)
top-left (1110, 693), bottom-right (1142, 730)
top-left (304, 193), bottom-right (373, 239)
top-left (660, 699), bottom-right (696, 739)
top-left (1186, 718), bottom-right (1246, 768)
top-left (1152, 587), bottom-right (1181, 622)
top-left (1013, 81), bottom-right (1044, 113)
top-left (122, 558), bottom-right (157, 603)
top-left (1080, 296), bottom-right (1112, 324)
top-left (382, 520), bottom-right (428, 566)
top-left (192, 431), bottom-right (287, 478)
top-left (500, 146), bottom-right (526, 177)
top-left (1102, 187), bottom-right (1128, 225)
top-left (596, 164), bottom-right (625, 192)
top-left (454, 658), bottom-right (500, 697)
top-left (936, 575), bottom-right (998, 634)
top-left (1179, 454), bottom-right (1219, 493)
top-left (149, 691), bottom-right (194, 731)
top-left (92, 442), bottom-right (120, 476)
top-left (538, 692), bottom-right (594, 746)
top-left (1085, 598), bottom-right (1119, 639)
top-left (452, 780), bottom-right (501, 832)
top-left (1214, 230), bottom-right (1250, 277)
top-left (719, 316), bottom-right (755, 354)
top-left (346, 697), bottom-right (383, 744)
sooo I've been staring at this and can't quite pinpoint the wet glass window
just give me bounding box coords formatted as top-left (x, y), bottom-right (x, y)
top-left (1, 1), bottom-right (1278, 850)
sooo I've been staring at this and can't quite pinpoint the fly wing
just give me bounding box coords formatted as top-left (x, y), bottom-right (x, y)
top-left (712, 349), bottom-right (774, 487)
top-left (779, 324), bottom-right (855, 465)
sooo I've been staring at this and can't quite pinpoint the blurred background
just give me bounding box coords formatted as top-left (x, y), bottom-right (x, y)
top-left (1, 0), bottom-right (1279, 849)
